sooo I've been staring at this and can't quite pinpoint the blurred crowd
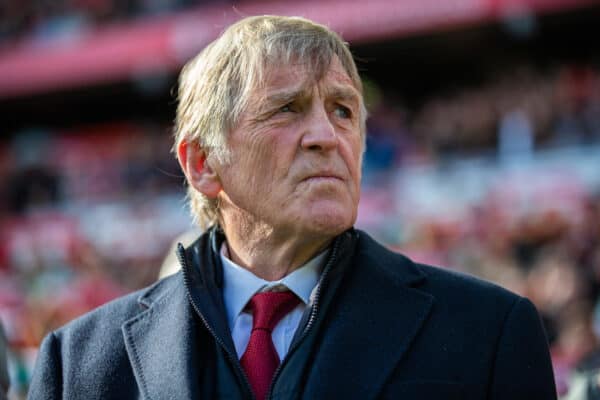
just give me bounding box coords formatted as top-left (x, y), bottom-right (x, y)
top-left (0, 0), bottom-right (222, 43)
top-left (364, 62), bottom-right (600, 172)
top-left (0, 60), bottom-right (598, 398)
top-left (0, 123), bottom-right (190, 397)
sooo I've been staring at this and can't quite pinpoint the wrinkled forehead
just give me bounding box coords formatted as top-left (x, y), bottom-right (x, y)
top-left (256, 56), bottom-right (360, 99)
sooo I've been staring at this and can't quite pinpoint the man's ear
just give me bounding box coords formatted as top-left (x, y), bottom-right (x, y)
top-left (177, 140), bottom-right (222, 198)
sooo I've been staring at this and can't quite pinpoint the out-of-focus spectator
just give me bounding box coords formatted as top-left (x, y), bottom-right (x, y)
top-left (563, 348), bottom-right (600, 400)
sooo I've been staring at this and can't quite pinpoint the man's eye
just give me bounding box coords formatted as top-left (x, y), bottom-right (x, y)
top-left (279, 104), bottom-right (294, 113)
top-left (334, 105), bottom-right (351, 119)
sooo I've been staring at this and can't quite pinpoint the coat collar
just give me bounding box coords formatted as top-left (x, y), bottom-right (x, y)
top-left (300, 231), bottom-right (434, 400)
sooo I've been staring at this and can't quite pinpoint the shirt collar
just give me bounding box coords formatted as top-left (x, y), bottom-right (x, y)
top-left (220, 242), bottom-right (326, 330)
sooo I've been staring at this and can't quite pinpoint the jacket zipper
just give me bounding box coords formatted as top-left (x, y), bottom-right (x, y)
top-left (265, 236), bottom-right (343, 400)
top-left (176, 245), bottom-right (256, 400)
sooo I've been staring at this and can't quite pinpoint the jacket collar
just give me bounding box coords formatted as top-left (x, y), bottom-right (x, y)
top-left (299, 231), bottom-right (434, 400)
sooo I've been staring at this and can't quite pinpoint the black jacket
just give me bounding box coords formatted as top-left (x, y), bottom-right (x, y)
top-left (28, 228), bottom-right (556, 399)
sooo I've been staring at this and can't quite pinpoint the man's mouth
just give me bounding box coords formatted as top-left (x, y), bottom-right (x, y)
top-left (301, 173), bottom-right (344, 183)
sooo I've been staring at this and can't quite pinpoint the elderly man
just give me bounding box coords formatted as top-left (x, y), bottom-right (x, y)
top-left (29, 16), bottom-right (556, 399)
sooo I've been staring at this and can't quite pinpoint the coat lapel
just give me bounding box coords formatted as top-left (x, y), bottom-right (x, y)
top-left (122, 275), bottom-right (199, 400)
top-left (302, 233), bottom-right (435, 400)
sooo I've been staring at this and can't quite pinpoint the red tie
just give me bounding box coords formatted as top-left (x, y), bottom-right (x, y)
top-left (240, 291), bottom-right (301, 400)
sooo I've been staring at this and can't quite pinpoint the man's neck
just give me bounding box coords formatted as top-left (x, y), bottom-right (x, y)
top-left (220, 213), bottom-right (332, 282)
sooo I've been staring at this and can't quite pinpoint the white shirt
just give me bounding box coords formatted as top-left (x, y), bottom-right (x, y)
top-left (220, 244), bottom-right (325, 360)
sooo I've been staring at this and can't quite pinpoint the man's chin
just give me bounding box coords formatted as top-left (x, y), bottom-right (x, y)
top-left (299, 211), bottom-right (355, 237)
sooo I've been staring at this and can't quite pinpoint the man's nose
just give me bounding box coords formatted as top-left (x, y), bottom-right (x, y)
top-left (300, 105), bottom-right (338, 152)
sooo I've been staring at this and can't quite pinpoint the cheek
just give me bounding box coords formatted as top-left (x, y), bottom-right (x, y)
top-left (347, 146), bottom-right (364, 201)
top-left (232, 128), bottom-right (270, 165)
top-left (233, 131), bottom-right (288, 188)
top-left (343, 137), bottom-right (364, 178)
top-left (255, 128), bottom-right (298, 168)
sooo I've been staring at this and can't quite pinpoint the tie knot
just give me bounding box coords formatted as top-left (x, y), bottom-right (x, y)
top-left (248, 290), bottom-right (301, 332)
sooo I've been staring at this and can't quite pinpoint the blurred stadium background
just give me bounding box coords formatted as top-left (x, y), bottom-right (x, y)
top-left (1, 0), bottom-right (599, 398)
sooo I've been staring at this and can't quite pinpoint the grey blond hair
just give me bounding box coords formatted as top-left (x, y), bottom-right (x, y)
top-left (174, 15), bottom-right (366, 228)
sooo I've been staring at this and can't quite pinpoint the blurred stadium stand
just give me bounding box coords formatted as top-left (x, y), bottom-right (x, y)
top-left (1, 0), bottom-right (599, 398)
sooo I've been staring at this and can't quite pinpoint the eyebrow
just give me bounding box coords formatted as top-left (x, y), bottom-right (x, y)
top-left (255, 83), bottom-right (361, 117)
top-left (265, 84), bottom-right (359, 105)
top-left (252, 87), bottom-right (307, 118)
top-left (263, 88), bottom-right (306, 108)
top-left (326, 85), bottom-right (361, 105)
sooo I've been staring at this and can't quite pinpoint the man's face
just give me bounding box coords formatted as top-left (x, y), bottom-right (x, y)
top-left (215, 56), bottom-right (363, 239)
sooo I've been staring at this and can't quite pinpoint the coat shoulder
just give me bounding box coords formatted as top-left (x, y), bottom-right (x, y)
top-left (351, 230), bottom-right (555, 399)
top-left (53, 272), bottom-right (182, 343)
top-left (355, 230), bottom-right (522, 310)
top-left (417, 262), bottom-right (520, 304)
